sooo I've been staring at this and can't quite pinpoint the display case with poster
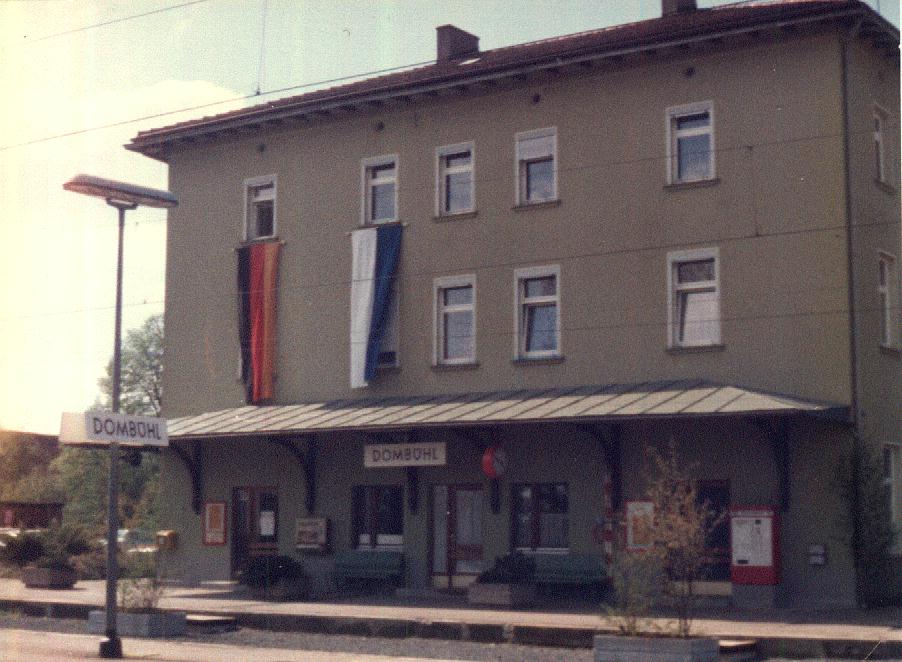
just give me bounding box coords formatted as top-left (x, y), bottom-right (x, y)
top-left (202, 501), bottom-right (227, 546)
top-left (625, 500), bottom-right (654, 551)
top-left (730, 505), bottom-right (779, 585)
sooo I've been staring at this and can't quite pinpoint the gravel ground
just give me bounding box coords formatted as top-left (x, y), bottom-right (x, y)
top-left (0, 611), bottom-right (871, 661)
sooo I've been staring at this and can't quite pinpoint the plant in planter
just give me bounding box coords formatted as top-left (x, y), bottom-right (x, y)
top-left (89, 549), bottom-right (186, 637)
top-left (240, 554), bottom-right (309, 601)
top-left (1, 526), bottom-right (85, 589)
top-left (467, 551), bottom-right (537, 607)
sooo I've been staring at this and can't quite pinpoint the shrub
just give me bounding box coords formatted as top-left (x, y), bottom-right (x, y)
top-left (476, 552), bottom-right (535, 585)
top-left (119, 551), bottom-right (166, 611)
top-left (70, 547), bottom-right (107, 580)
top-left (605, 550), bottom-right (664, 636)
top-left (0, 534), bottom-right (45, 567)
top-left (239, 555), bottom-right (306, 589)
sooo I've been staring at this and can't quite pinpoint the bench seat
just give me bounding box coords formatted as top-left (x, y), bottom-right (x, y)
top-left (333, 549), bottom-right (404, 581)
top-left (532, 553), bottom-right (606, 585)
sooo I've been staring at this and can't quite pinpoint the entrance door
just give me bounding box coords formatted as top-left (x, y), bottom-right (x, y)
top-left (231, 487), bottom-right (278, 576)
top-left (432, 484), bottom-right (483, 588)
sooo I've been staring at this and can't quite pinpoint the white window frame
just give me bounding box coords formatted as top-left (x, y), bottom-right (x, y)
top-left (667, 247), bottom-right (721, 348)
top-left (879, 251), bottom-right (898, 348)
top-left (515, 127), bottom-right (557, 205)
top-left (243, 174), bottom-right (277, 240)
top-left (666, 100), bottom-right (716, 185)
top-left (885, 444), bottom-right (902, 552)
top-left (435, 141), bottom-right (475, 216)
top-left (433, 274), bottom-right (477, 365)
top-left (361, 154), bottom-right (398, 225)
top-left (874, 105), bottom-right (888, 185)
top-left (514, 265), bottom-right (562, 359)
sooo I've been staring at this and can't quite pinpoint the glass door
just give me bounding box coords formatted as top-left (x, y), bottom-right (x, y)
top-left (432, 484), bottom-right (483, 588)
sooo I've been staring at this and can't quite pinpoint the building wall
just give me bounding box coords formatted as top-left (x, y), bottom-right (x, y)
top-left (162, 29), bottom-right (853, 419)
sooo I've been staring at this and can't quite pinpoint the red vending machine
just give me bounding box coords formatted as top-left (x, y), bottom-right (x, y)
top-left (730, 505), bottom-right (779, 585)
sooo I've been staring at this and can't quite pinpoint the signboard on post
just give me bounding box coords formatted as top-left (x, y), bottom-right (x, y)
top-left (60, 411), bottom-right (168, 447)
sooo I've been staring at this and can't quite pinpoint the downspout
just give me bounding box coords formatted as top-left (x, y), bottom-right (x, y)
top-left (840, 15), bottom-right (864, 605)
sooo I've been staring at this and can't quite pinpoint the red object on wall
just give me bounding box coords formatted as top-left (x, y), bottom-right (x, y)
top-left (730, 505), bottom-right (780, 585)
top-left (481, 446), bottom-right (508, 479)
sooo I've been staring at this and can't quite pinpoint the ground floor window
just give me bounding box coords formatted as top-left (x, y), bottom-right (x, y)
top-left (353, 485), bottom-right (403, 549)
top-left (696, 480), bottom-right (730, 581)
top-left (512, 482), bottom-right (569, 550)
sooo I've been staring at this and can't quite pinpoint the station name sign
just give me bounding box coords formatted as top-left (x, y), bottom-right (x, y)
top-left (364, 442), bottom-right (446, 468)
top-left (60, 411), bottom-right (169, 447)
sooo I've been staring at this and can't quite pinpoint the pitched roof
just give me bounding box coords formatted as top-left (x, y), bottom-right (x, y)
top-left (165, 380), bottom-right (849, 440)
top-left (127, 0), bottom-right (895, 161)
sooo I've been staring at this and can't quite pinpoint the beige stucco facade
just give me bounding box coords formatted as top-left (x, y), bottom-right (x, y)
top-left (147, 15), bottom-right (900, 609)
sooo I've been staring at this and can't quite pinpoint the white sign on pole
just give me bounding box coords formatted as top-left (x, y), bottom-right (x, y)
top-left (364, 442), bottom-right (446, 468)
top-left (60, 411), bottom-right (168, 447)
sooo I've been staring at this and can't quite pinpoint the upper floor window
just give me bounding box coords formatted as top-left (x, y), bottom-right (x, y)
top-left (362, 155), bottom-right (398, 224)
top-left (668, 248), bottom-right (720, 347)
top-left (434, 275), bottom-right (476, 365)
top-left (515, 128), bottom-right (557, 205)
top-left (879, 252), bottom-right (898, 347)
top-left (874, 106), bottom-right (888, 185)
top-left (514, 265), bottom-right (561, 358)
top-left (244, 175), bottom-right (276, 240)
top-left (436, 142), bottom-right (475, 216)
top-left (666, 101), bottom-right (715, 184)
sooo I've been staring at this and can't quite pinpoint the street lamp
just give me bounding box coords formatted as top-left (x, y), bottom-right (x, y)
top-left (63, 174), bottom-right (177, 659)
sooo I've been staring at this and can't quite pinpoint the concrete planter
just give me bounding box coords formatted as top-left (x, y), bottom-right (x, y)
top-left (22, 566), bottom-right (77, 589)
top-left (467, 582), bottom-right (536, 607)
top-left (88, 609), bottom-right (186, 638)
top-left (593, 634), bottom-right (719, 662)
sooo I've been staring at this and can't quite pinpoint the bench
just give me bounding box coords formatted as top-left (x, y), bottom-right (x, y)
top-left (333, 550), bottom-right (404, 583)
top-left (532, 553), bottom-right (606, 588)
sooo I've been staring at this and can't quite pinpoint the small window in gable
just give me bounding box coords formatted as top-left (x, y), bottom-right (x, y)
top-left (362, 155), bottom-right (398, 224)
top-left (436, 142), bottom-right (475, 215)
top-left (666, 101), bottom-right (715, 184)
top-left (244, 175), bottom-right (276, 240)
top-left (515, 128), bottom-right (557, 205)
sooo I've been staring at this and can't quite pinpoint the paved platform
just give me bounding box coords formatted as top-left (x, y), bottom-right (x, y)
top-left (1, 579), bottom-right (901, 658)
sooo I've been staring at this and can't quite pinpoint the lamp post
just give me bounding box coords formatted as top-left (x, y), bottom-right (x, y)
top-left (63, 174), bottom-right (177, 659)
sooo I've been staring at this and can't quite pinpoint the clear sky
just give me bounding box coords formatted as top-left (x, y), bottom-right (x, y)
top-left (0, 0), bottom-right (898, 434)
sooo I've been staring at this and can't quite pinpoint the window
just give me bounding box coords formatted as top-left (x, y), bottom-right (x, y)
top-left (668, 248), bottom-right (721, 347)
top-left (353, 485), bottom-right (403, 549)
top-left (515, 128), bottom-right (557, 205)
top-left (874, 106), bottom-right (888, 184)
top-left (362, 155), bottom-right (398, 224)
top-left (879, 253), bottom-right (898, 347)
top-left (434, 275), bottom-right (476, 365)
top-left (666, 101), bottom-right (715, 184)
top-left (244, 175), bottom-right (276, 240)
top-left (512, 483), bottom-right (569, 550)
top-left (514, 265), bottom-right (561, 358)
top-left (436, 142), bottom-right (475, 215)
top-left (377, 282), bottom-right (400, 367)
top-left (884, 445), bottom-right (901, 548)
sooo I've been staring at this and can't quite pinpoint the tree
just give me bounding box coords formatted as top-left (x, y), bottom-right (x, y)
top-left (0, 431), bottom-right (63, 503)
top-left (53, 314), bottom-right (165, 533)
top-left (97, 314), bottom-right (163, 416)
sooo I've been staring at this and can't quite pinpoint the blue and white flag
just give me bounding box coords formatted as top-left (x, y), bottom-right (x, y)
top-left (350, 224), bottom-right (402, 388)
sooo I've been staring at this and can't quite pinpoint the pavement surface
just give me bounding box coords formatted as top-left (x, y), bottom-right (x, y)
top-left (0, 628), bottom-right (466, 662)
top-left (1, 579), bottom-right (901, 658)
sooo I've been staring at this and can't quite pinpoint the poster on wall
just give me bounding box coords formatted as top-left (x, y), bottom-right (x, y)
top-left (259, 510), bottom-right (276, 537)
top-left (625, 500), bottom-right (654, 551)
top-left (202, 501), bottom-right (227, 546)
top-left (295, 517), bottom-right (329, 551)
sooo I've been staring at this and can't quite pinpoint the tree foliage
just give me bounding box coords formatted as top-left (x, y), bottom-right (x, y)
top-left (97, 314), bottom-right (163, 416)
top-left (0, 431), bottom-right (63, 503)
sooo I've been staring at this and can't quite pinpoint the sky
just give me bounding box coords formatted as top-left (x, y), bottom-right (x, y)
top-left (0, 0), bottom-right (898, 435)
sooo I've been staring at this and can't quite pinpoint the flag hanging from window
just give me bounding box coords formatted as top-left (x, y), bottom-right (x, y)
top-left (350, 224), bottom-right (402, 389)
top-left (237, 241), bottom-right (281, 403)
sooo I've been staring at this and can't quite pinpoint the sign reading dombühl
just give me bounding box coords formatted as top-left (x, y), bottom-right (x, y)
top-left (364, 442), bottom-right (446, 468)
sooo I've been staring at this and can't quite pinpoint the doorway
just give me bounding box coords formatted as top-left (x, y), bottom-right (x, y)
top-left (231, 487), bottom-right (278, 576)
top-left (431, 484), bottom-right (484, 589)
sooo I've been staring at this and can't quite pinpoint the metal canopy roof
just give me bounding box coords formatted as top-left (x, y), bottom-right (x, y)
top-left (166, 380), bottom-right (848, 440)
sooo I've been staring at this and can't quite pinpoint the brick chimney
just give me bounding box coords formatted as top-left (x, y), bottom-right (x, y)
top-left (436, 25), bottom-right (479, 62)
top-left (662, 0), bottom-right (697, 15)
